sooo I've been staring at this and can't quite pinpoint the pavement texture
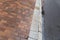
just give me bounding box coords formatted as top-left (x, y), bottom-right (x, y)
top-left (28, 0), bottom-right (42, 40)
top-left (0, 0), bottom-right (36, 40)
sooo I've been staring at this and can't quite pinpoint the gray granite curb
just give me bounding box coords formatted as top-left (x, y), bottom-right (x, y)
top-left (28, 0), bottom-right (42, 40)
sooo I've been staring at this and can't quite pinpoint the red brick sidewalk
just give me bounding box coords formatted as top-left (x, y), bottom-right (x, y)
top-left (0, 0), bottom-right (36, 40)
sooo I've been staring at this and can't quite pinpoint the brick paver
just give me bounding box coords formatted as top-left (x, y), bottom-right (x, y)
top-left (0, 0), bottom-right (36, 40)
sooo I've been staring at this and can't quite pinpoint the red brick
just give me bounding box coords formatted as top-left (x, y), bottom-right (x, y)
top-left (0, 0), bottom-right (36, 40)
